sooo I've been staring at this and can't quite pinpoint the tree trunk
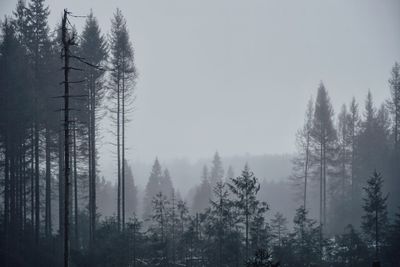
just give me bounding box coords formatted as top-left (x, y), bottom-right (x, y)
top-left (45, 126), bottom-right (52, 237)
top-left (122, 69), bottom-right (125, 230)
top-left (73, 121), bottom-right (78, 247)
top-left (117, 71), bottom-right (121, 231)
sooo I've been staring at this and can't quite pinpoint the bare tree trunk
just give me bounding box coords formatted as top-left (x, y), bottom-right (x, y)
top-left (90, 73), bottom-right (97, 242)
top-left (62, 11), bottom-right (71, 266)
top-left (303, 134), bottom-right (310, 209)
top-left (58, 130), bottom-right (64, 237)
top-left (45, 126), bottom-right (52, 237)
top-left (23, 151), bottom-right (27, 230)
top-left (34, 117), bottom-right (40, 243)
top-left (122, 69), bottom-right (125, 230)
top-left (323, 142), bottom-right (327, 230)
top-left (73, 121), bottom-right (78, 247)
top-left (117, 71), bottom-right (121, 231)
top-left (31, 127), bottom-right (34, 232)
top-left (319, 142), bottom-right (323, 257)
top-left (88, 81), bottom-right (93, 244)
top-left (4, 144), bottom-right (10, 237)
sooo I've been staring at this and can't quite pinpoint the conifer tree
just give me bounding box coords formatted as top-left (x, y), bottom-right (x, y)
top-left (348, 97), bottom-right (360, 222)
top-left (290, 206), bottom-right (321, 266)
top-left (143, 158), bottom-right (162, 219)
top-left (361, 170), bottom-right (388, 261)
top-left (210, 152), bottom-right (224, 187)
top-left (124, 160), bottom-right (138, 218)
top-left (229, 164), bottom-right (264, 261)
top-left (291, 97), bottom-right (314, 209)
top-left (161, 168), bottom-right (174, 197)
top-left (192, 165), bottom-right (212, 214)
top-left (25, 0), bottom-right (51, 242)
top-left (109, 8), bottom-right (136, 230)
top-left (389, 62), bottom-right (400, 151)
top-left (79, 10), bottom-right (107, 241)
top-left (270, 212), bottom-right (288, 250)
top-left (335, 225), bottom-right (369, 267)
top-left (311, 83), bottom-right (336, 233)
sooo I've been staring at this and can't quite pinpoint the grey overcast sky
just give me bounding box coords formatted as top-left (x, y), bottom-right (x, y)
top-left (1, 0), bottom-right (400, 167)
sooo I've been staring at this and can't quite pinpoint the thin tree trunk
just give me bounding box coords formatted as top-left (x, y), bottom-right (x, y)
top-left (34, 118), bottom-right (40, 243)
top-left (88, 80), bottom-right (93, 244)
top-left (45, 126), bottom-right (52, 237)
top-left (58, 129), bottom-right (64, 237)
top-left (73, 121), bottom-right (78, 247)
top-left (31, 127), bottom-right (34, 232)
top-left (319, 142), bottom-right (323, 257)
top-left (122, 68), bottom-right (125, 230)
top-left (4, 145), bottom-right (10, 237)
top-left (304, 133), bottom-right (310, 209)
top-left (117, 71), bottom-right (121, 231)
top-left (23, 151), bottom-right (27, 230)
top-left (323, 142), bottom-right (327, 230)
top-left (90, 72), bottom-right (97, 242)
top-left (62, 11), bottom-right (71, 266)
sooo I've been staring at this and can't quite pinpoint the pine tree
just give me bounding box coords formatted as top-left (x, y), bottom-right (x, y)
top-left (109, 8), bottom-right (136, 230)
top-left (335, 225), bottom-right (369, 267)
top-left (330, 104), bottom-right (352, 232)
top-left (25, 0), bottom-right (51, 243)
top-left (387, 207), bottom-right (400, 265)
top-left (290, 206), bottom-right (321, 266)
top-left (192, 165), bottom-right (212, 214)
top-left (79, 10), bottom-right (107, 241)
top-left (206, 181), bottom-right (240, 267)
top-left (150, 192), bottom-right (170, 264)
top-left (361, 170), bottom-right (388, 261)
top-left (143, 158), bottom-right (162, 219)
top-left (0, 18), bottom-right (32, 242)
top-left (357, 93), bottom-right (390, 225)
top-left (161, 168), bottom-right (174, 197)
top-left (348, 97), bottom-right (360, 223)
top-left (389, 62), bottom-right (400, 151)
top-left (124, 160), bottom-right (138, 218)
top-left (291, 97), bottom-right (314, 209)
top-left (270, 212), bottom-right (288, 250)
top-left (229, 164), bottom-right (265, 262)
top-left (311, 82), bottom-right (336, 233)
top-left (226, 165), bottom-right (235, 180)
top-left (210, 152), bottom-right (224, 187)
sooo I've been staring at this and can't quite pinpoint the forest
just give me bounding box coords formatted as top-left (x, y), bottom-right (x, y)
top-left (0, 0), bottom-right (399, 266)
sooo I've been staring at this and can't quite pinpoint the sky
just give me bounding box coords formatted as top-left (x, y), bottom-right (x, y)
top-left (1, 0), bottom-right (400, 178)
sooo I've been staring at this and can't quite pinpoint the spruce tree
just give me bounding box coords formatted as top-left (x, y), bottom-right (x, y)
top-left (192, 165), bottom-right (212, 214)
top-left (161, 168), bottom-right (174, 197)
top-left (109, 8), bottom-right (136, 230)
top-left (311, 82), bottom-right (336, 233)
top-left (210, 152), bottom-right (224, 186)
top-left (291, 97), bottom-right (314, 209)
top-left (79, 10), bottom-right (107, 241)
top-left (229, 164), bottom-right (264, 262)
top-left (143, 158), bottom-right (162, 219)
top-left (25, 0), bottom-right (51, 242)
top-left (290, 206), bottom-right (321, 266)
top-left (361, 170), bottom-right (388, 261)
top-left (348, 97), bottom-right (360, 223)
top-left (124, 160), bottom-right (138, 218)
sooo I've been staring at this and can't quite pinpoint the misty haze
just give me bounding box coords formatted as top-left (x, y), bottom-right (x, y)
top-left (0, 0), bottom-right (399, 266)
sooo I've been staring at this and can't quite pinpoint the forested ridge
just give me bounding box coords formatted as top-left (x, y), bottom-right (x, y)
top-left (0, 0), bottom-right (399, 266)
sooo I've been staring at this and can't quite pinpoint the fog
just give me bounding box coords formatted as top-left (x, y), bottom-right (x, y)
top-left (1, 0), bottom-right (400, 265)
top-left (2, 0), bottom-right (399, 177)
